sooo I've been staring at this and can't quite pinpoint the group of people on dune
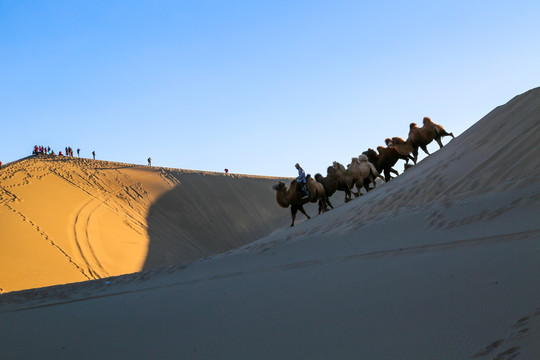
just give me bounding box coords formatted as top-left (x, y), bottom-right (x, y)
top-left (274, 117), bottom-right (454, 226)
top-left (32, 145), bottom-right (96, 160)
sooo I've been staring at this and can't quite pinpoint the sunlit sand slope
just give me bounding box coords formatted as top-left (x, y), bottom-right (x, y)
top-left (0, 158), bottom-right (290, 292)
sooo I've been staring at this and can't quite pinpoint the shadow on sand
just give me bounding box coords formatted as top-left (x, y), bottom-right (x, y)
top-left (143, 173), bottom-right (296, 270)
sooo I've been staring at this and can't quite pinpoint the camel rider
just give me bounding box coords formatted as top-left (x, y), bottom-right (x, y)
top-left (295, 163), bottom-right (310, 198)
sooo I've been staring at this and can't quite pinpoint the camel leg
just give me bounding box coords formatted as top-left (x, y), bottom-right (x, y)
top-left (352, 182), bottom-right (361, 198)
top-left (357, 181), bottom-right (364, 196)
top-left (384, 169), bottom-right (391, 182)
top-left (408, 154), bottom-right (416, 164)
top-left (413, 149), bottom-right (418, 164)
top-left (344, 188), bottom-right (352, 202)
top-left (318, 198), bottom-right (329, 214)
top-left (400, 155), bottom-right (410, 164)
top-left (370, 175), bottom-right (377, 189)
top-left (420, 145), bottom-right (430, 155)
top-left (438, 130), bottom-right (454, 139)
top-left (290, 205), bottom-right (298, 227)
top-left (298, 204), bottom-right (311, 220)
top-left (384, 168), bottom-right (398, 181)
top-left (363, 177), bottom-right (376, 192)
top-left (326, 197), bottom-right (334, 210)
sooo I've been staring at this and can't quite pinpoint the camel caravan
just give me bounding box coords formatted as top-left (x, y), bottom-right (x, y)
top-left (273, 117), bottom-right (454, 226)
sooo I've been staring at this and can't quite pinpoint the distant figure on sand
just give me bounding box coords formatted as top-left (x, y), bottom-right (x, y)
top-left (148, 157), bottom-right (152, 166)
top-left (77, 148), bottom-right (80, 158)
top-left (224, 168), bottom-right (229, 174)
top-left (92, 151), bottom-right (95, 160)
top-left (0, 161), bottom-right (2, 169)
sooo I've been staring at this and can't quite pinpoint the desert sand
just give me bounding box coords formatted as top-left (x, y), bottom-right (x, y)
top-left (0, 159), bottom-right (294, 293)
top-left (1, 88), bottom-right (539, 359)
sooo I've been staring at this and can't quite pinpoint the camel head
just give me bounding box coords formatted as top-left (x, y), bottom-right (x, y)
top-left (272, 181), bottom-right (286, 191)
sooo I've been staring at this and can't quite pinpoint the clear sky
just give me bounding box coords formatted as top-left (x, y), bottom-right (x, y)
top-left (1, 1), bottom-right (539, 177)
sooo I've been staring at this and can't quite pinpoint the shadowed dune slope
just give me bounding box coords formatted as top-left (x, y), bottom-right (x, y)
top-left (0, 157), bottom-right (292, 292)
top-left (144, 173), bottom-right (297, 270)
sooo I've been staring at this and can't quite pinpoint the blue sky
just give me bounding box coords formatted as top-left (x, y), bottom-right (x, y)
top-left (1, 1), bottom-right (539, 177)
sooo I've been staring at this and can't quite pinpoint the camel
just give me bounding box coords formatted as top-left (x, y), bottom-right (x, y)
top-left (331, 162), bottom-right (354, 202)
top-left (424, 116), bottom-right (454, 142)
top-left (347, 154), bottom-right (381, 194)
top-left (408, 117), bottom-right (454, 162)
top-left (272, 180), bottom-right (311, 227)
top-left (305, 174), bottom-right (331, 214)
top-left (390, 137), bottom-right (416, 164)
top-left (314, 172), bottom-right (337, 209)
top-left (362, 147), bottom-right (400, 182)
top-left (272, 177), bottom-right (329, 227)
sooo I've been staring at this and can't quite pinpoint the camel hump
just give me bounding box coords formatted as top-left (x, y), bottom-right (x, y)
top-left (423, 117), bottom-right (433, 125)
top-left (392, 136), bottom-right (406, 144)
top-left (376, 145), bottom-right (386, 153)
top-left (410, 123), bottom-right (418, 130)
top-left (358, 154), bottom-right (368, 162)
top-left (327, 166), bottom-right (336, 175)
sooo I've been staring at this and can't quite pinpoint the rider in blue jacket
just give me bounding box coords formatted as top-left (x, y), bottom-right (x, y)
top-left (295, 163), bottom-right (310, 198)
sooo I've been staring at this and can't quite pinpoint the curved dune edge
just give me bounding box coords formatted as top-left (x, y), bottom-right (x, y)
top-left (0, 158), bottom-right (292, 293)
top-left (0, 88), bottom-right (539, 359)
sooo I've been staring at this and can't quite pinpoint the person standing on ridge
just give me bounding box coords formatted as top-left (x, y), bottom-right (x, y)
top-left (77, 148), bottom-right (80, 158)
top-left (92, 151), bottom-right (95, 160)
top-left (148, 157), bottom-right (152, 166)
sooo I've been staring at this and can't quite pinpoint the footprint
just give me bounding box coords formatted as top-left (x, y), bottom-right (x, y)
top-left (512, 316), bottom-right (529, 328)
top-left (471, 339), bottom-right (505, 358)
top-left (509, 328), bottom-right (530, 341)
top-left (493, 346), bottom-right (520, 360)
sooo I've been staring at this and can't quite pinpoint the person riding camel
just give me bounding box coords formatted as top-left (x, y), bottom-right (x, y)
top-left (295, 163), bottom-right (310, 199)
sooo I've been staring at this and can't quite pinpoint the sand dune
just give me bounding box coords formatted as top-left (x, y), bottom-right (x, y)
top-left (0, 158), bottom-right (294, 292)
top-left (0, 88), bottom-right (539, 359)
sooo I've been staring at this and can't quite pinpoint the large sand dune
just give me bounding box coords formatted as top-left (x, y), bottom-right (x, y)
top-left (0, 159), bottom-right (293, 292)
top-left (1, 88), bottom-right (539, 359)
